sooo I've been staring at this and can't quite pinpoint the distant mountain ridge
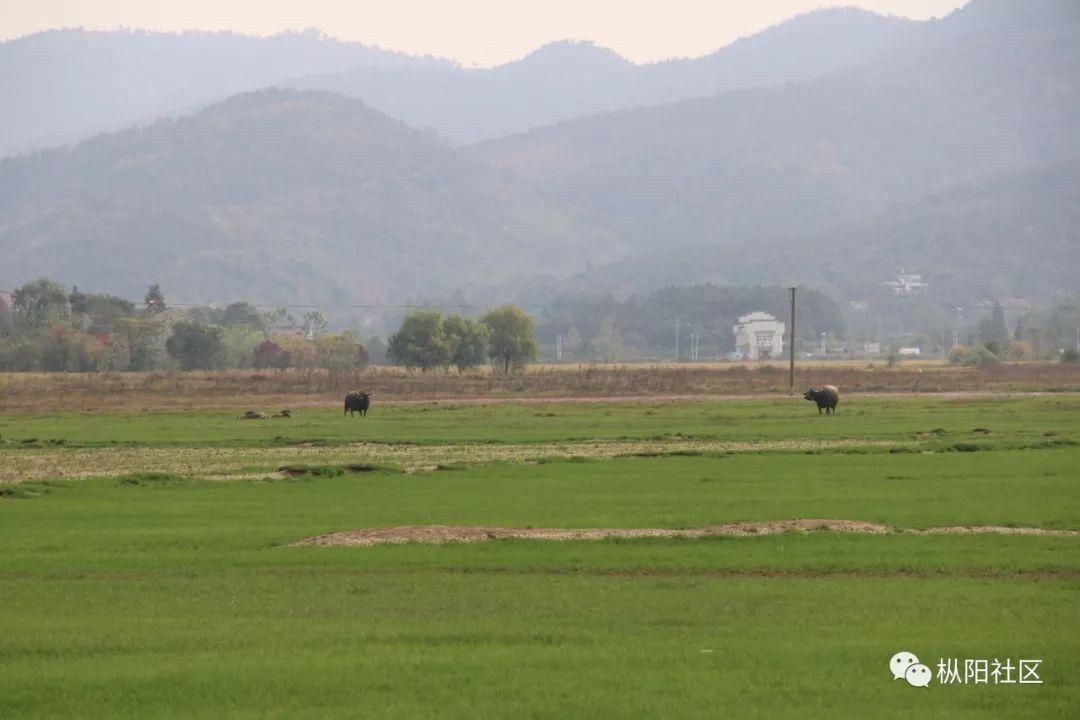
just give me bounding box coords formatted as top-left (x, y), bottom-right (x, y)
top-left (293, 8), bottom-right (918, 143)
top-left (2, 7), bottom-right (916, 158)
top-left (0, 89), bottom-right (620, 305)
top-left (474, 0), bottom-right (1080, 251)
top-left (0, 28), bottom-right (450, 158)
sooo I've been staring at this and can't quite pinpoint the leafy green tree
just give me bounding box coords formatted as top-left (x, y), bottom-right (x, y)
top-left (38, 325), bottom-right (107, 371)
top-left (13, 278), bottom-right (70, 334)
top-left (253, 340), bottom-right (290, 370)
top-left (364, 336), bottom-right (388, 365)
top-left (388, 311), bottom-right (450, 371)
top-left (482, 305), bottom-right (538, 373)
top-left (68, 286), bottom-right (91, 315)
top-left (166, 322), bottom-right (223, 370)
top-left (1048, 294), bottom-right (1080, 349)
top-left (444, 315), bottom-right (490, 371)
top-left (274, 334), bottom-right (317, 369)
top-left (114, 318), bottom-right (163, 370)
top-left (315, 335), bottom-right (370, 371)
top-left (0, 298), bottom-right (12, 337)
top-left (977, 301), bottom-right (1009, 354)
top-left (220, 325), bottom-right (264, 368)
top-left (222, 301), bottom-right (265, 330)
top-left (144, 284), bottom-right (166, 314)
top-left (262, 308), bottom-right (296, 333)
top-left (0, 339), bottom-right (42, 371)
top-left (84, 294), bottom-right (136, 331)
top-left (185, 305), bottom-right (225, 326)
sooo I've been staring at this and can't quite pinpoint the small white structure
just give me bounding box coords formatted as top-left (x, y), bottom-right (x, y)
top-left (733, 312), bottom-right (785, 361)
top-left (884, 269), bottom-right (929, 296)
top-left (898, 347), bottom-right (922, 357)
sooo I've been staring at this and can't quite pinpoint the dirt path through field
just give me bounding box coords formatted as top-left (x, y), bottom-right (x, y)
top-left (295, 520), bottom-right (1080, 546)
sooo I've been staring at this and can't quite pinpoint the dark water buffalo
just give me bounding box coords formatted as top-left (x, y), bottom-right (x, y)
top-left (344, 391), bottom-right (371, 417)
top-left (803, 385), bottom-right (840, 415)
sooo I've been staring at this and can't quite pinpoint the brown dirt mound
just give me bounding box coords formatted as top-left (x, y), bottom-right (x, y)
top-left (293, 520), bottom-right (1080, 546)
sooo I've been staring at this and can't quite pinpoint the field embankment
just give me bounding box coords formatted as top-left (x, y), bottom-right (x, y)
top-left (1, 362), bottom-right (1078, 411)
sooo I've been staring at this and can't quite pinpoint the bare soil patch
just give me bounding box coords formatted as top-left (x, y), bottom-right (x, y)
top-left (291, 520), bottom-right (1080, 547)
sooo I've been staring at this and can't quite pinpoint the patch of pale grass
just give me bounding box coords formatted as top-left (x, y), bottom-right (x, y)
top-left (0, 438), bottom-right (902, 483)
top-left (293, 520), bottom-right (1080, 546)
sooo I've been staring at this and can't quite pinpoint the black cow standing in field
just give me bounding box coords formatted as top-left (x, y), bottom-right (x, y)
top-left (344, 391), bottom-right (371, 417)
top-left (803, 385), bottom-right (840, 415)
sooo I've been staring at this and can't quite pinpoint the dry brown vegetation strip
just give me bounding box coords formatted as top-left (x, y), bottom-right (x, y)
top-left (293, 518), bottom-right (1080, 546)
top-left (2, 363), bottom-right (1077, 410)
top-left (0, 438), bottom-right (897, 484)
top-left (296, 520), bottom-right (891, 546)
top-left (294, 520), bottom-right (1080, 547)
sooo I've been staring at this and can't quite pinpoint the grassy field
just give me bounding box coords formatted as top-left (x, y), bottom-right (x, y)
top-left (1, 393), bottom-right (1078, 718)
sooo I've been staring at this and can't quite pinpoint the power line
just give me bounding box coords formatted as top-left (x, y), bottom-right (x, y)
top-left (130, 299), bottom-right (809, 312)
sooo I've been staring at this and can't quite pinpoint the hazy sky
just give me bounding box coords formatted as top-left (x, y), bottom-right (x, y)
top-left (1, 0), bottom-right (970, 66)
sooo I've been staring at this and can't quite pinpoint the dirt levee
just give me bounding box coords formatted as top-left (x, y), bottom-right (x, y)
top-left (295, 520), bottom-right (1080, 546)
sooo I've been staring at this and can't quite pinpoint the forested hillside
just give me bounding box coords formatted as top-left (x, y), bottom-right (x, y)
top-left (3, 0), bottom-right (1078, 314)
top-left (539, 163), bottom-right (1080, 303)
top-left (0, 90), bottom-right (619, 305)
top-left (476, 0), bottom-right (1080, 253)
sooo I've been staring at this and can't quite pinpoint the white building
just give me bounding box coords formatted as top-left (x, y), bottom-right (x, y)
top-left (733, 312), bottom-right (785, 361)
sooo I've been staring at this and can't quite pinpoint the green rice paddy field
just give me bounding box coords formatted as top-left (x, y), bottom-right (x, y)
top-left (1, 394), bottom-right (1078, 718)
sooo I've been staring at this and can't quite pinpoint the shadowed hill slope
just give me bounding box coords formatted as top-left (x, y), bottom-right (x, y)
top-left (0, 89), bottom-right (620, 305)
top-left (544, 163), bottom-right (1080, 303)
top-left (475, 0), bottom-right (1080, 252)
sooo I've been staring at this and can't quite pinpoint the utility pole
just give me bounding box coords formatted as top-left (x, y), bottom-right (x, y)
top-left (789, 287), bottom-right (797, 395)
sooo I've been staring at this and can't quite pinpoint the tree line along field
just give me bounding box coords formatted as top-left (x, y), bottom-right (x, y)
top-left (1, 390), bottom-right (1078, 718)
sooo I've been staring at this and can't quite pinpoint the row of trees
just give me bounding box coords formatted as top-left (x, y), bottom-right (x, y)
top-left (0, 278), bottom-right (376, 372)
top-left (0, 278), bottom-right (540, 373)
top-left (162, 322), bottom-right (371, 371)
top-left (388, 306), bottom-right (537, 373)
top-left (944, 299), bottom-right (1080, 365)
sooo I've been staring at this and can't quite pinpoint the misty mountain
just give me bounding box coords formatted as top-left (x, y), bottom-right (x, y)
top-left (0, 89), bottom-right (619, 306)
top-left (542, 162), bottom-right (1080, 303)
top-left (293, 8), bottom-right (918, 143)
top-left (475, 0), bottom-right (1080, 252)
top-left (0, 28), bottom-right (449, 158)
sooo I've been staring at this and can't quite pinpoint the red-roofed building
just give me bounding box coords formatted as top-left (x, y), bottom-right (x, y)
top-left (0, 290), bottom-right (12, 310)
